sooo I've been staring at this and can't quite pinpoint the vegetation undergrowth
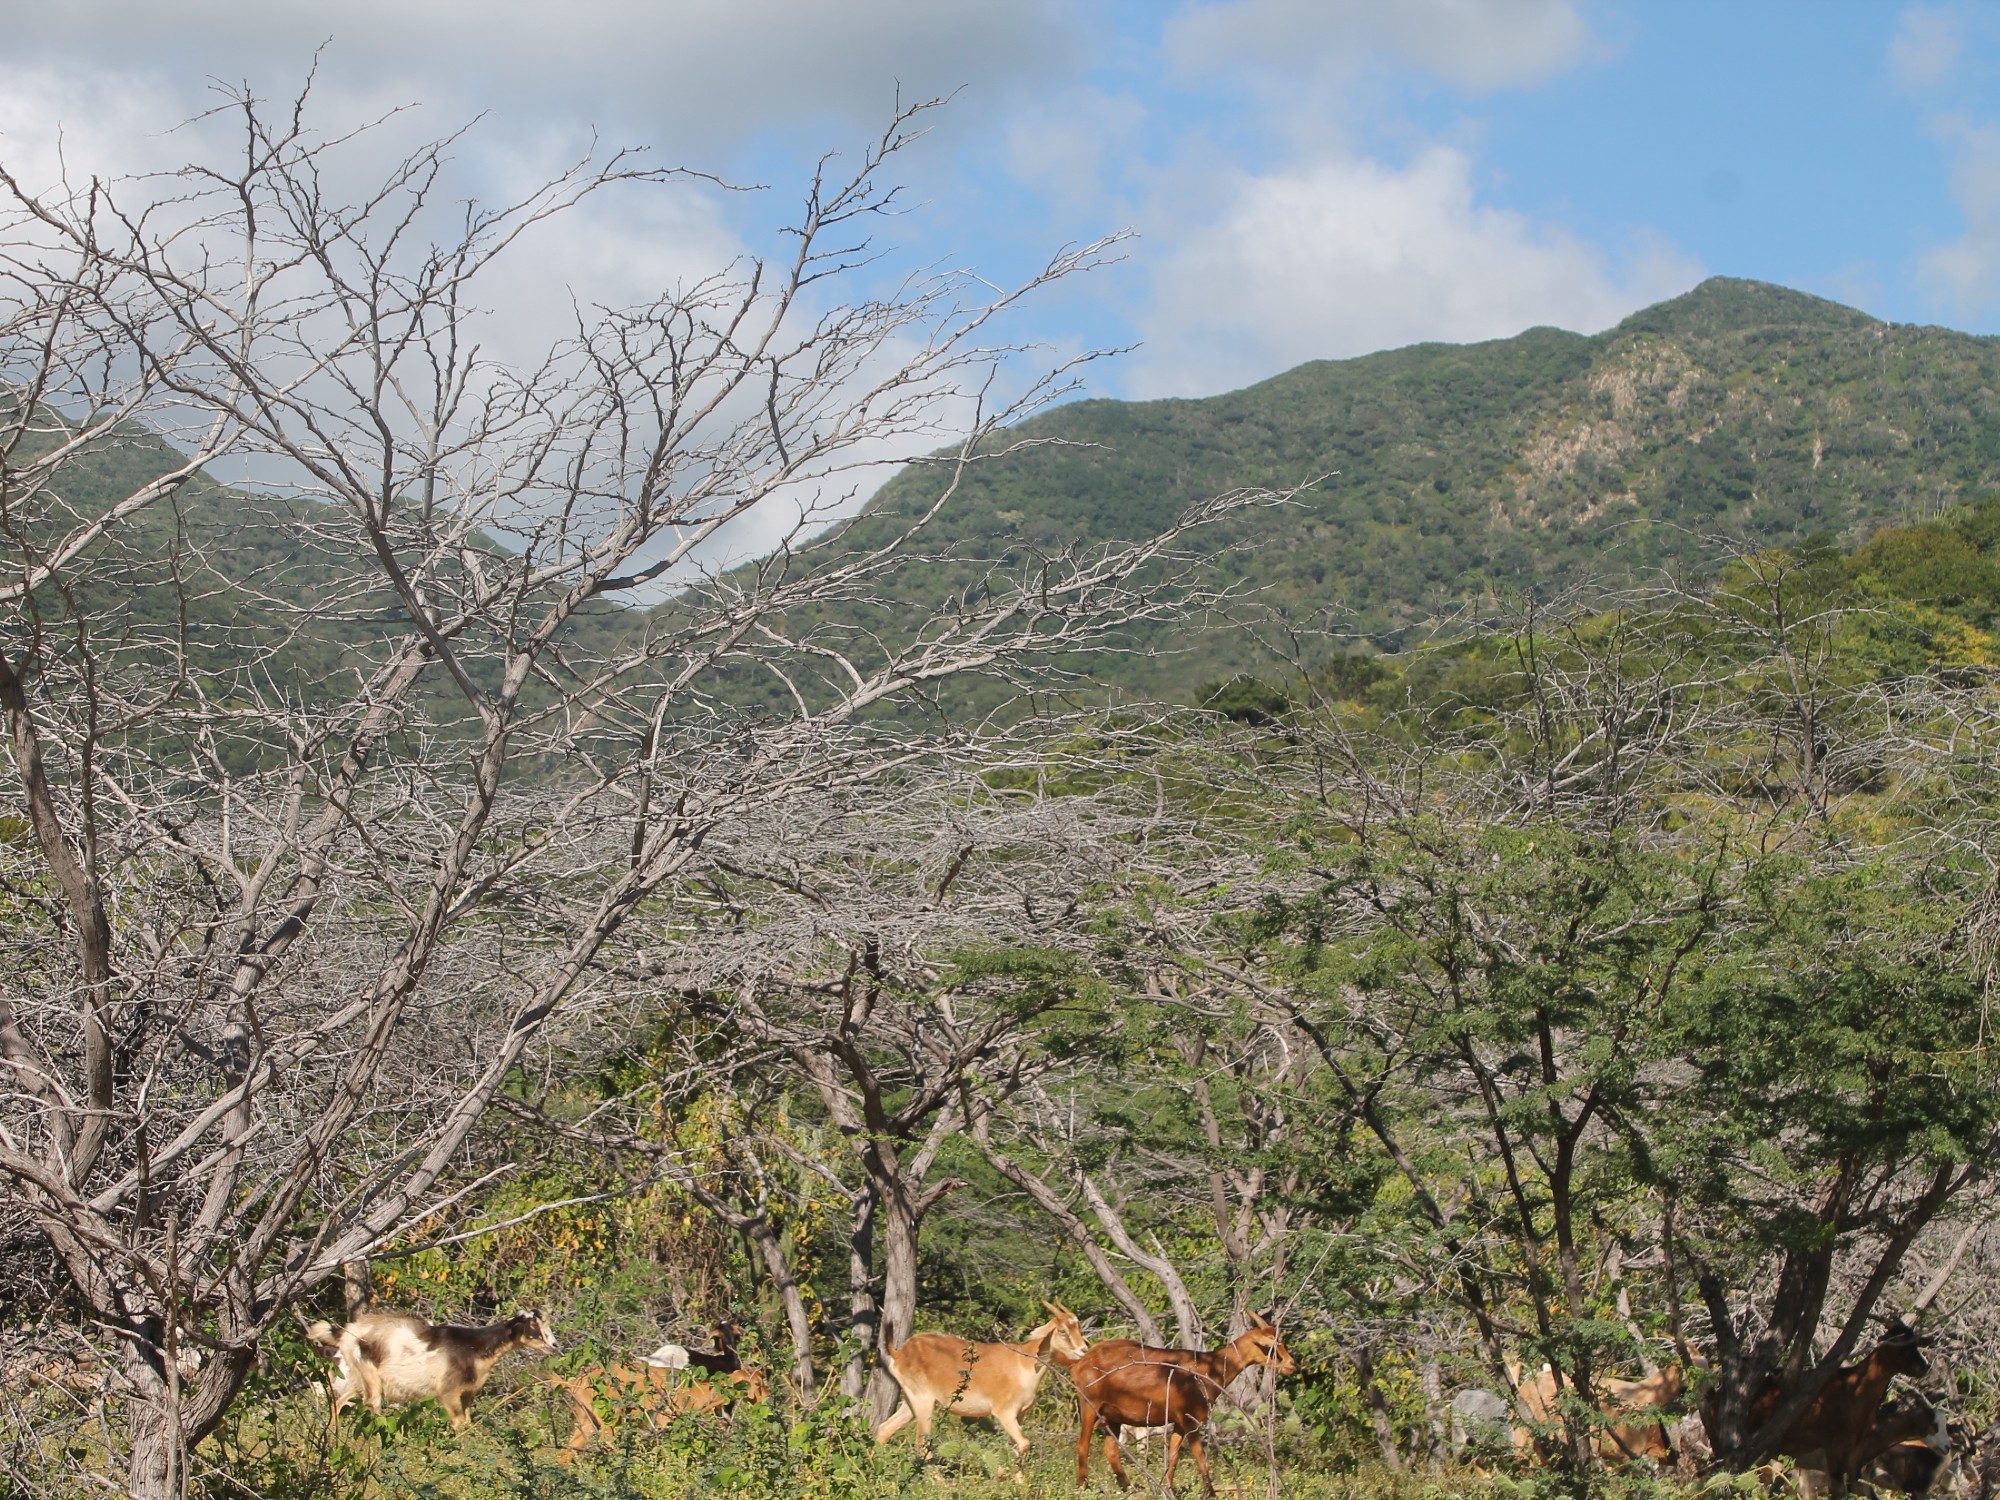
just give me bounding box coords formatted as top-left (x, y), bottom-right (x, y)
top-left (183, 1385), bottom-right (1725, 1500)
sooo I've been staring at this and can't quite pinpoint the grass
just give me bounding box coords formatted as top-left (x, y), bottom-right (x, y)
top-left (164, 1375), bottom-right (1730, 1500)
top-left (6, 1337), bottom-right (1743, 1500)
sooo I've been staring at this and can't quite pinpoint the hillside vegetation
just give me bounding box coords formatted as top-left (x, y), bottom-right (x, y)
top-left (809, 277), bottom-right (2000, 695)
top-left (25, 497), bottom-right (2000, 1500)
top-left (37, 277), bottom-right (2000, 713)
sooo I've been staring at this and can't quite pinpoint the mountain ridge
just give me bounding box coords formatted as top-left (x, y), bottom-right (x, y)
top-left (20, 277), bottom-right (2000, 709)
top-left (778, 275), bottom-right (2000, 696)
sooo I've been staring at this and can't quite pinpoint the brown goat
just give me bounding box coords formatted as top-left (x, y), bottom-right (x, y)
top-left (1069, 1310), bottom-right (1295, 1495)
top-left (330, 1308), bottom-right (556, 1428)
top-left (1513, 1362), bottom-right (1687, 1462)
top-left (875, 1301), bottom-right (1089, 1461)
top-left (689, 1320), bottom-right (743, 1377)
top-left (560, 1362), bottom-right (770, 1454)
top-left (1718, 1322), bottom-right (1930, 1494)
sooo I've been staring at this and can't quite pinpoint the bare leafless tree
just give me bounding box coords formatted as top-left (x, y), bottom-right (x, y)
top-left (0, 85), bottom-right (1285, 1495)
top-left (592, 771), bottom-right (1181, 1418)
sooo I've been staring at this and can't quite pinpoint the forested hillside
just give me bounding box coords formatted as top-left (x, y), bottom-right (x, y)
top-left (60, 496), bottom-right (1990, 1500)
top-left (796, 276), bottom-right (2000, 698)
top-left (33, 277), bottom-right (2000, 718)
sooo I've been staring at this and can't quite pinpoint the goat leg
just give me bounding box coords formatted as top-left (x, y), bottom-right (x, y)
top-left (1188, 1432), bottom-right (1216, 1497)
top-left (874, 1402), bottom-right (915, 1445)
top-left (995, 1406), bottom-right (1031, 1457)
top-left (1078, 1400), bottom-right (1099, 1484)
top-left (1104, 1427), bottom-right (1132, 1490)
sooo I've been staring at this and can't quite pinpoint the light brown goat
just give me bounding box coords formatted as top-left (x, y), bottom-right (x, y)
top-left (329, 1308), bottom-right (556, 1428)
top-left (560, 1362), bottom-right (771, 1454)
top-left (1513, 1362), bottom-right (1687, 1462)
top-left (874, 1300), bottom-right (1089, 1461)
top-left (1069, 1310), bottom-right (1295, 1495)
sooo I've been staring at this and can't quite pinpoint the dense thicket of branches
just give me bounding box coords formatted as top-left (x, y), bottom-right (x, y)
top-left (0, 90), bottom-right (1283, 1496)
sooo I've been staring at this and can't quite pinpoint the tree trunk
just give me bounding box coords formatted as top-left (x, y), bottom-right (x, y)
top-left (343, 1259), bottom-right (373, 1319)
top-left (843, 1184), bottom-right (878, 1400)
top-left (745, 1217), bottom-right (817, 1395)
top-left (122, 1344), bottom-right (255, 1500)
top-left (126, 1394), bottom-right (181, 1500)
top-left (1422, 1360), bottom-right (1446, 1471)
top-left (1355, 1342), bottom-right (1402, 1471)
top-left (871, 1184), bottom-right (922, 1422)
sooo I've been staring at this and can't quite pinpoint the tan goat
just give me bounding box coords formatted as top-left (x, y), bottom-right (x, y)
top-left (561, 1361), bottom-right (771, 1454)
top-left (874, 1300), bottom-right (1089, 1461)
top-left (328, 1308), bottom-right (556, 1428)
top-left (1513, 1361), bottom-right (1687, 1462)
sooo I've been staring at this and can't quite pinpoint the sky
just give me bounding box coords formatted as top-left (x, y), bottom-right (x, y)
top-left (2, 0), bottom-right (1997, 411)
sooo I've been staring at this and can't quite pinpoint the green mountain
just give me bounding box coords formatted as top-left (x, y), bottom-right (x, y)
top-left (3, 413), bottom-right (630, 722)
top-left (21, 278), bottom-right (2000, 712)
top-left (813, 277), bottom-right (2000, 695)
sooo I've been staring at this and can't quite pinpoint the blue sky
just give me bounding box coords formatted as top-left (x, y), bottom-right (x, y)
top-left (722, 0), bottom-right (2000, 397)
top-left (4, 1), bottom-right (1998, 408)
top-left (1459, 5), bottom-right (1978, 324)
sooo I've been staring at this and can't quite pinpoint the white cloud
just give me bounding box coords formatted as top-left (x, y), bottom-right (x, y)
top-left (0, 63), bottom-right (195, 197)
top-left (0, 1), bottom-right (1081, 163)
top-left (0, 1), bottom-right (1094, 519)
top-left (1003, 88), bottom-right (1150, 219)
top-left (0, 57), bottom-right (757, 372)
top-left (1918, 120), bottom-right (2000, 315)
top-left (1126, 146), bottom-right (1702, 397)
top-left (1164, 0), bottom-right (1592, 94)
top-left (1891, 8), bottom-right (2000, 320)
top-left (0, 46), bottom-right (1040, 583)
top-left (1891, 5), bottom-right (1964, 94)
top-left (1105, 0), bottom-right (1687, 395)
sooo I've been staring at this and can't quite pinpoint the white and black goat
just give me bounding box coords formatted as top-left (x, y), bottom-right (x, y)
top-left (315, 1308), bottom-right (556, 1428)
